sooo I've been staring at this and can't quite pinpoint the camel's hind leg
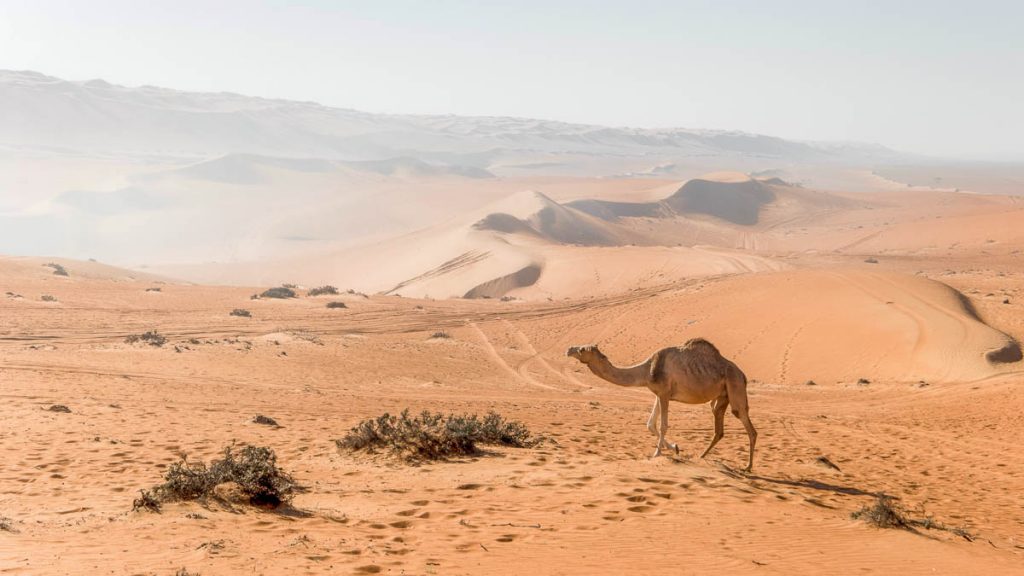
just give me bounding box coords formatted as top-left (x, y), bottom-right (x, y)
top-left (700, 393), bottom-right (729, 459)
top-left (725, 376), bottom-right (757, 472)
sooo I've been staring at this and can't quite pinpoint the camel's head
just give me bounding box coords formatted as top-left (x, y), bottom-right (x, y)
top-left (566, 345), bottom-right (603, 364)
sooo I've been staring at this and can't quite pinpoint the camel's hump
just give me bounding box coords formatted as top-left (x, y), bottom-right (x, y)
top-left (682, 338), bottom-right (721, 355)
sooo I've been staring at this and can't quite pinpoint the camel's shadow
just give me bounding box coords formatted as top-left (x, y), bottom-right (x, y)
top-left (715, 461), bottom-right (880, 498)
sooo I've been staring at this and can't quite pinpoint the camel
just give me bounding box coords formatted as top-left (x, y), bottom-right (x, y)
top-left (566, 338), bottom-right (757, 471)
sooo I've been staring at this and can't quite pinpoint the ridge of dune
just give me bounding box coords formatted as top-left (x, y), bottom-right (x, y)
top-left (575, 269), bottom-right (1020, 384)
top-left (471, 189), bottom-right (629, 246)
top-left (0, 255), bottom-right (172, 283)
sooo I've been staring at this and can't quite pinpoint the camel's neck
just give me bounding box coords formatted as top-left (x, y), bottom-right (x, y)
top-left (584, 355), bottom-right (651, 387)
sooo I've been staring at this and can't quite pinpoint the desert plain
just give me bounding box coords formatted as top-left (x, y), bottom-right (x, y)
top-left (3, 167), bottom-right (1024, 575)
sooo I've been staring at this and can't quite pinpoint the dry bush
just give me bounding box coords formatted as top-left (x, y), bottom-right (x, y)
top-left (135, 445), bottom-right (294, 510)
top-left (852, 495), bottom-right (909, 529)
top-left (0, 516), bottom-right (15, 532)
top-left (146, 287), bottom-right (162, 292)
top-left (852, 495), bottom-right (974, 541)
top-left (125, 330), bottom-right (167, 347)
top-left (260, 287), bottom-right (296, 299)
top-left (326, 301), bottom-right (347, 309)
top-left (40, 294), bottom-right (57, 302)
top-left (47, 404), bottom-right (71, 413)
top-left (337, 410), bottom-right (542, 461)
top-left (230, 308), bottom-right (252, 317)
top-left (308, 285), bottom-right (339, 296)
top-left (430, 331), bottom-right (451, 339)
top-left (44, 262), bottom-right (68, 276)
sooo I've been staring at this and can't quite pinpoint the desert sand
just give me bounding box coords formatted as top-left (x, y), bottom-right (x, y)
top-left (3, 166), bottom-right (1024, 575)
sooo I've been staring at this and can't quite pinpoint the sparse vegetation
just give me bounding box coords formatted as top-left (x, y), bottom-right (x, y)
top-left (40, 294), bottom-right (57, 302)
top-left (857, 378), bottom-right (871, 385)
top-left (852, 495), bottom-right (912, 529)
top-left (282, 283), bottom-right (298, 289)
top-left (44, 262), bottom-right (68, 276)
top-left (346, 289), bottom-right (369, 298)
top-left (864, 257), bottom-right (879, 264)
top-left (146, 287), bottom-right (162, 292)
top-left (47, 404), bottom-right (71, 413)
top-left (132, 489), bottom-right (161, 512)
top-left (852, 495), bottom-right (974, 541)
top-left (0, 516), bottom-right (16, 533)
top-left (125, 330), bottom-right (167, 347)
top-left (253, 415), bottom-right (278, 426)
top-left (430, 331), bottom-right (451, 339)
top-left (230, 308), bottom-right (252, 317)
top-left (175, 568), bottom-right (200, 576)
top-left (308, 285), bottom-right (339, 296)
top-left (135, 445), bottom-right (294, 510)
top-left (259, 287), bottom-right (297, 299)
top-left (337, 410), bottom-right (543, 461)
top-left (5, 291), bottom-right (23, 299)
top-left (326, 301), bottom-right (347, 309)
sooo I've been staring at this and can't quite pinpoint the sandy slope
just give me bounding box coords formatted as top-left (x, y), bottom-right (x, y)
top-left (2, 253), bottom-right (1024, 574)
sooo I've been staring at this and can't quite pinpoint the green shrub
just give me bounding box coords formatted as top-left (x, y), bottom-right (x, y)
top-left (125, 330), bottom-right (167, 347)
top-left (337, 410), bottom-right (542, 461)
top-left (44, 262), bottom-right (68, 276)
top-left (136, 445), bottom-right (294, 510)
top-left (260, 287), bottom-right (296, 299)
top-left (308, 285), bottom-right (339, 296)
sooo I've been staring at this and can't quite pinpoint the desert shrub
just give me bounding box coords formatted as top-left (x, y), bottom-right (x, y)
top-left (47, 404), bottom-right (71, 413)
top-left (337, 410), bottom-right (542, 461)
top-left (175, 569), bottom-right (200, 576)
top-left (864, 257), bottom-right (879, 264)
top-left (346, 289), bottom-right (368, 298)
top-left (44, 262), bottom-right (68, 276)
top-left (132, 489), bottom-right (161, 512)
top-left (260, 287), bottom-right (296, 299)
top-left (253, 414), bottom-right (278, 426)
top-left (852, 495), bottom-right (974, 540)
top-left (125, 330), bottom-right (167, 347)
top-left (857, 378), bottom-right (871, 385)
top-left (308, 285), bottom-right (339, 296)
top-left (326, 301), bottom-right (347, 309)
top-left (230, 308), bottom-right (252, 317)
top-left (0, 516), bottom-right (16, 532)
top-left (852, 495), bottom-right (911, 529)
top-left (40, 294), bottom-right (57, 302)
top-left (146, 287), bottom-right (162, 292)
top-left (138, 445), bottom-right (294, 509)
top-left (430, 331), bottom-right (451, 339)
top-left (282, 283), bottom-right (297, 289)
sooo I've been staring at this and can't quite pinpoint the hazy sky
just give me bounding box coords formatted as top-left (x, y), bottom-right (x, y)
top-left (2, 0), bottom-right (1022, 159)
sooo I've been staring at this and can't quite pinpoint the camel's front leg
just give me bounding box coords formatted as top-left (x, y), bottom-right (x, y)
top-left (652, 396), bottom-right (674, 458)
top-left (646, 397), bottom-right (660, 436)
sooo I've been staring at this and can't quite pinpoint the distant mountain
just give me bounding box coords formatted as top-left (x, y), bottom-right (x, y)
top-left (0, 70), bottom-right (905, 171)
